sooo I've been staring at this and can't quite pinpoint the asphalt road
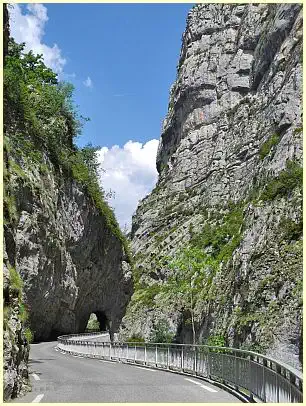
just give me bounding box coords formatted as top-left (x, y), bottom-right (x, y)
top-left (13, 341), bottom-right (241, 402)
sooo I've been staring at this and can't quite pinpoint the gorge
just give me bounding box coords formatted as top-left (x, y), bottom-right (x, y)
top-left (3, 3), bottom-right (303, 401)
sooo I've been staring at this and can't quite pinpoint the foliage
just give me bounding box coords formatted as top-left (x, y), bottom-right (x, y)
top-left (24, 328), bottom-right (34, 343)
top-left (293, 127), bottom-right (303, 134)
top-left (206, 334), bottom-right (226, 347)
top-left (4, 39), bottom-right (81, 148)
top-left (4, 37), bottom-right (131, 263)
top-left (131, 283), bottom-right (161, 308)
top-left (279, 217), bottom-right (303, 241)
top-left (158, 246), bottom-right (216, 344)
top-left (149, 320), bottom-right (175, 343)
top-left (86, 314), bottom-right (100, 331)
top-left (260, 160), bottom-right (302, 201)
top-left (78, 143), bottom-right (102, 178)
top-left (259, 133), bottom-right (280, 160)
top-left (3, 306), bottom-right (11, 330)
top-left (126, 335), bottom-right (145, 343)
top-left (190, 204), bottom-right (244, 262)
top-left (19, 303), bottom-right (29, 322)
top-left (9, 266), bottom-right (23, 299)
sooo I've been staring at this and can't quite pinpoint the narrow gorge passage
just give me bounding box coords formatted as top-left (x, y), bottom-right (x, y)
top-left (3, 2), bottom-right (302, 402)
top-left (14, 342), bottom-right (240, 403)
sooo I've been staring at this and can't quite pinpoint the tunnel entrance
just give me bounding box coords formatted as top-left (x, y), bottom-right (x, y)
top-left (85, 311), bottom-right (108, 332)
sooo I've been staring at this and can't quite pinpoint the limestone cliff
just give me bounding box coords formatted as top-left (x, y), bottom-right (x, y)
top-left (4, 138), bottom-right (133, 400)
top-left (4, 155), bottom-right (133, 341)
top-left (3, 5), bottom-right (133, 398)
top-left (122, 3), bottom-right (303, 370)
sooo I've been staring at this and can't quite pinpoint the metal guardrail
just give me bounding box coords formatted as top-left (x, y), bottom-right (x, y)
top-left (65, 332), bottom-right (107, 341)
top-left (57, 334), bottom-right (303, 403)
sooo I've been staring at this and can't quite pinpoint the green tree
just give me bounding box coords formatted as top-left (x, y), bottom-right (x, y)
top-left (79, 143), bottom-right (101, 178)
top-left (159, 246), bottom-right (215, 345)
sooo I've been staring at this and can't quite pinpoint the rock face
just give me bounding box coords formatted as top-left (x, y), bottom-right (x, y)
top-left (3, 255), bottom-right (30, 400)
top-left (4, 157), bottom-right (133, 341)
top-left (122, 4), bottom-right (302, 370)
top-left (3, 148), bottom-right (133, 399)
top-left (3, 2), bottom-right (133, 395)
top-left (3, 146), bottom-right (133, 398)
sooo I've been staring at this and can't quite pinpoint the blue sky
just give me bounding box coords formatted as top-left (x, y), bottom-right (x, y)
top-left (42, 3), bottom-right (191, 149)
top-left (9, 3), bottom-right (192, 228)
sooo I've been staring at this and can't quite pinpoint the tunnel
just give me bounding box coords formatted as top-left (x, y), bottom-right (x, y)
top-left (86, 311), bottom-right (109, 332)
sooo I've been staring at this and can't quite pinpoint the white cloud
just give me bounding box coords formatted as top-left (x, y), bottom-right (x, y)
top-left (83, 76), bottom-right (93, 88)
top-left (9, 4), bottom-right (66, 74)
top-left (96, 139), bottom-right (159, 230)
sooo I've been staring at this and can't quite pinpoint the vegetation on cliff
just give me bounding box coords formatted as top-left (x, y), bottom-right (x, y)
top-left (3, 37), bottom-right (130, 259)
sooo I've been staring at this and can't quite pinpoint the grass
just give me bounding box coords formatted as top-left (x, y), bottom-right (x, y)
top-left (9, 266), bottom-right (23, 299)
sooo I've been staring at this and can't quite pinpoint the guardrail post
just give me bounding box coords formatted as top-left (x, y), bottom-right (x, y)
top-left (275, 364), bottom-right (281, 402)
top-left (290, 372), bottom-right (296, 402)
top-left (134, 345), bottom-right (136, 363)
top-left (155, 345), bottom-right (158, 367)
top-left (207, 347), bottom-right (211, 379)
top-left (167, 346), bottom-right (170, 370)
top-left (181, 347), bottom-right (184, 371)
top-left (262, 358), bottom-right (267, 402)
top-left (144, 345), bottom-right (147, 365)
top-left (194, 346), bottom-right (197, 375)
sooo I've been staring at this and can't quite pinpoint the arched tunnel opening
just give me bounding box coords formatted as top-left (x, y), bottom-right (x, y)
top-left (86, 311), bottom-right (109, 332)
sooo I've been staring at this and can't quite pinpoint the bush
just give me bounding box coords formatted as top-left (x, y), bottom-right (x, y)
top-left (259, 133), bottom-right (280, 160)
top-left (24, 328), bottom-right (33, 343)
top-left (261, 160), bottom-right (302, 201)
top-left (279, 217), bottom-right (303, 241)
top-left (9, 266), bottom-right (23, 299)
top-left (206, 334), bottom-right (226, 347)
top-left (149, 320), bottom-right (174, 343)
top-left (126, 335), bottom-right (145, 344)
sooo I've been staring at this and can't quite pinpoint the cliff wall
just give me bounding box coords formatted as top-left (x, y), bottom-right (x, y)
top-left (3, 5), bottom-right (133, 397)
top-left (123, 3), bottom-right (303, 370)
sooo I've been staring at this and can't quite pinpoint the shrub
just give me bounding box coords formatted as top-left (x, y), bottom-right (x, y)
top-left (149, 320), bottom-right (174, 343)
top-left (259, 133), bottom-right (280, 160)
top-left (279, 217), bottom-right (303, 241)
top-left (126, 335), bottom-right (145, 343)
top-left (206, 334), bottom-right (226, 347)
top-left (24, 328), bottom-right (34, 343)
top-left (9, 266), bottom-right (23, 299)
top-left (19, 303), bottom-right (29, 322)
top-left (261, 160), bottom-right (302, 201)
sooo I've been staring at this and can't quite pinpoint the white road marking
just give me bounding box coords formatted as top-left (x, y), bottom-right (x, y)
top-left (32, 394), bottom-right (44, 403)
top-left (99, 360), bottom-right (114, 364)
top-left (135, 366), bottom-right (156, 372)
top-left (185, 378), bottom-right (218, 393)
top-left (32, 373), bottom-right (40, 381)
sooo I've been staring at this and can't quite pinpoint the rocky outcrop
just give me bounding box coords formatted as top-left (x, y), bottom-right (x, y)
top-left (4, 151), bottom-right (133, 341)
top-left (123, 4), bottom-right (302, 370)
top-left (3, 252), bottom-right (30, 400)
top-left (4, 129), bottom-right (133, 400)
top-left (4, 143), bottom-right (133, 399)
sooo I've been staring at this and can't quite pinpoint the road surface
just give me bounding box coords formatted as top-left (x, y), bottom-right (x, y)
top-left (13, 341), bottom-right (241, 402)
